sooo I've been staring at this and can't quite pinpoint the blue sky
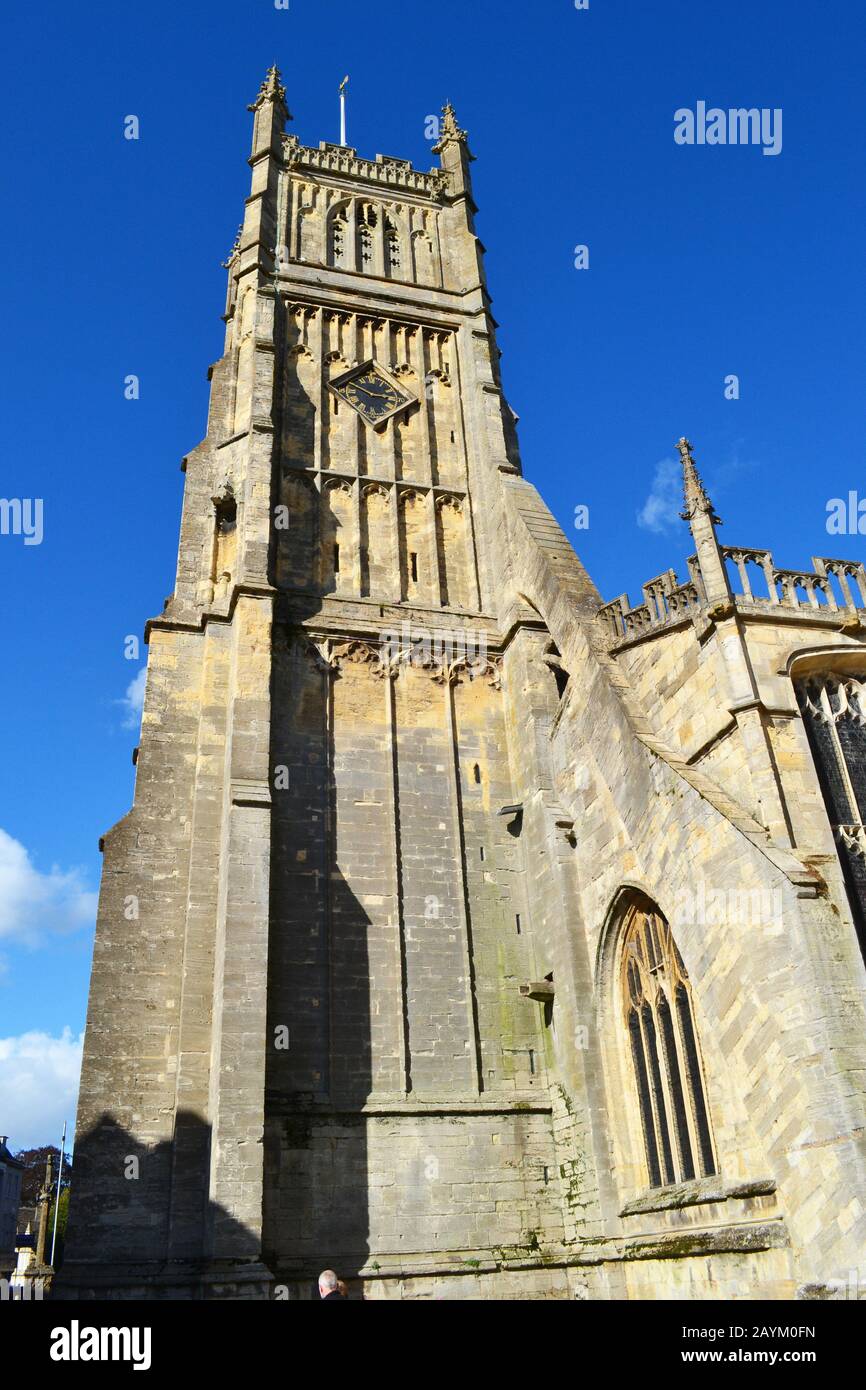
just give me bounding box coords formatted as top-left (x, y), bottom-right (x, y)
top-left (1, 0), bottom-right (864, 1146)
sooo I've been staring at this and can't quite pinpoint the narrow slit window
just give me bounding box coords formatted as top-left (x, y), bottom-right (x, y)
top-left (657, 992), bottom-right (695, 1181)
top-left (215, 495), bottom-right (237, 534)
top-left (629, 1010), bottom-right (661, 1188)
top-left (642, 1004), bottom-right (675, 1186)
top-left (676, 985), bottom-right (715, 1177)
top-left (212, 491), bottom-right (238, 588)
top-left (333, 544), bottom-right (340, 574)
top-left (410, 551), bottom-right (418, 582)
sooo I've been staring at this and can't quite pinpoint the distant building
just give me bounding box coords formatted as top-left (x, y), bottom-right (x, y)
top-left (16, 1204), bottom-right (38, 1240)
top-left (8, 1154), bottom-right (54, 1300)
top-left (0, 1137), bottom-right (24, 1277)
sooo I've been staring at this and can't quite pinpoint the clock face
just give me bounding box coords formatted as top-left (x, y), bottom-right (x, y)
top-left (335, 365), bottom-right (411, 426)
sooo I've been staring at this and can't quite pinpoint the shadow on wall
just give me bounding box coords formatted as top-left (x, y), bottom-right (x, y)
top-left (57, 295), bottom-right (401, 1301)
top-left (52, 1111), bottom-right (272, 1300)
top-left (265, 631), bottom-right (375, 1292)
top-left (269, 282), bottom-right (377, 1280)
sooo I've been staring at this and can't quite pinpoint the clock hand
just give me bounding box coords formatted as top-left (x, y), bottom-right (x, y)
top-left (354, 385), bottom-right (389, 407)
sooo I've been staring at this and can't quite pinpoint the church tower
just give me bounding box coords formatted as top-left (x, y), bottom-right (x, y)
top-left (60, 68), bottom-right (866, 1301)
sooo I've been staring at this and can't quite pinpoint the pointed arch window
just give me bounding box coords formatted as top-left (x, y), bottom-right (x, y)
top-left (328, 205), bottom-right (349, 269)
top-left (357, 204), bottom-right (376, 271)
top-left (385, 214), bottom-right (402, 277)
top-left (795, 672), bottom-right (866, 961)
top-left (621, 899), bottom-right (716, 1188)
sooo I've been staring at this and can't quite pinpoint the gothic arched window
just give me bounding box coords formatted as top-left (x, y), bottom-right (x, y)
top-left (621, 899), bottom-right (716, 1188)
top-left (328, 205), bottom-right (349, 269)
top-left (356, 204), bottom-right (376, 271)
top-left (385, 215), bottom-right (402, 277)
top-left (796, 672), bottom-right (866, 960)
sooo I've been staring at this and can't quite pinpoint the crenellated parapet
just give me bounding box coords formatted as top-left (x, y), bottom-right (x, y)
top-left (283, 136), bottom-right (450, 200)
top-left (599, 563), bottom-right (705, 645)
top-left (598, 439), bottom-right (866, 650)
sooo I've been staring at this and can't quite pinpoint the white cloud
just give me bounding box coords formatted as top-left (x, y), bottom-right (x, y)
top-left (0, 1028), bottom-right (83, 1151)
top-left (119, 667), bottom-right (147, 730)
top-left (637, 456), bottom-right (683, 534)
top-left (0, 829), bottom-right (97, 947)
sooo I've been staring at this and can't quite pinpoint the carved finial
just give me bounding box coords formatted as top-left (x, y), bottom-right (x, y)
top-left (433, 100), bottom-right (468, 150)
top-left (677, 437), bottom-right (721, 525)
top-left (248, 63), bottom-right (290, 115)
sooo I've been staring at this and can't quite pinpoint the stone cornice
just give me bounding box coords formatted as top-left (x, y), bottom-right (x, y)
top-left (144, 580), bottom-right (276, 642)
top-left (276, 599), bottom-right (499, 641)
top-left (299, 1218), bottom-right (790, 1285)
top-left (270, 266), bottom-right (474, 325)
top-left (264, 1096), bottom-right (551, 1116)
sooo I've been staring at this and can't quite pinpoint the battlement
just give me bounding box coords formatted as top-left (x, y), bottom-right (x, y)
top-left (599, 545), bottom-right (866, 649)
top-left (599, 563), bottom-right (704, 645)
top-left (284, 134), bottom-right (449, 199)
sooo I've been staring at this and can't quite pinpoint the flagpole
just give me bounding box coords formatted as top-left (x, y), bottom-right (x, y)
top-left (50, 1119), bottom-right (66, 1267)
top-left (339, 76), bottom-right (349, 146)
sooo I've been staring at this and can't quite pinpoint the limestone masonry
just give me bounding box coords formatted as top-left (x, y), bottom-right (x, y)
top-left (58, 68), bottom-right (866, 1300)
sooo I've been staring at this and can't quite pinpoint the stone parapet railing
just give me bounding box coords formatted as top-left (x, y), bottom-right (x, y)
top-left (723, 547), bottom-right (866, 612)
top-left (599, 548), bottom-right (866, 650)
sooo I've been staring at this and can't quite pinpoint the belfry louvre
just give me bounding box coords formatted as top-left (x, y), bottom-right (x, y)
top-left (58, 68), bottom-right (866, 1300)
